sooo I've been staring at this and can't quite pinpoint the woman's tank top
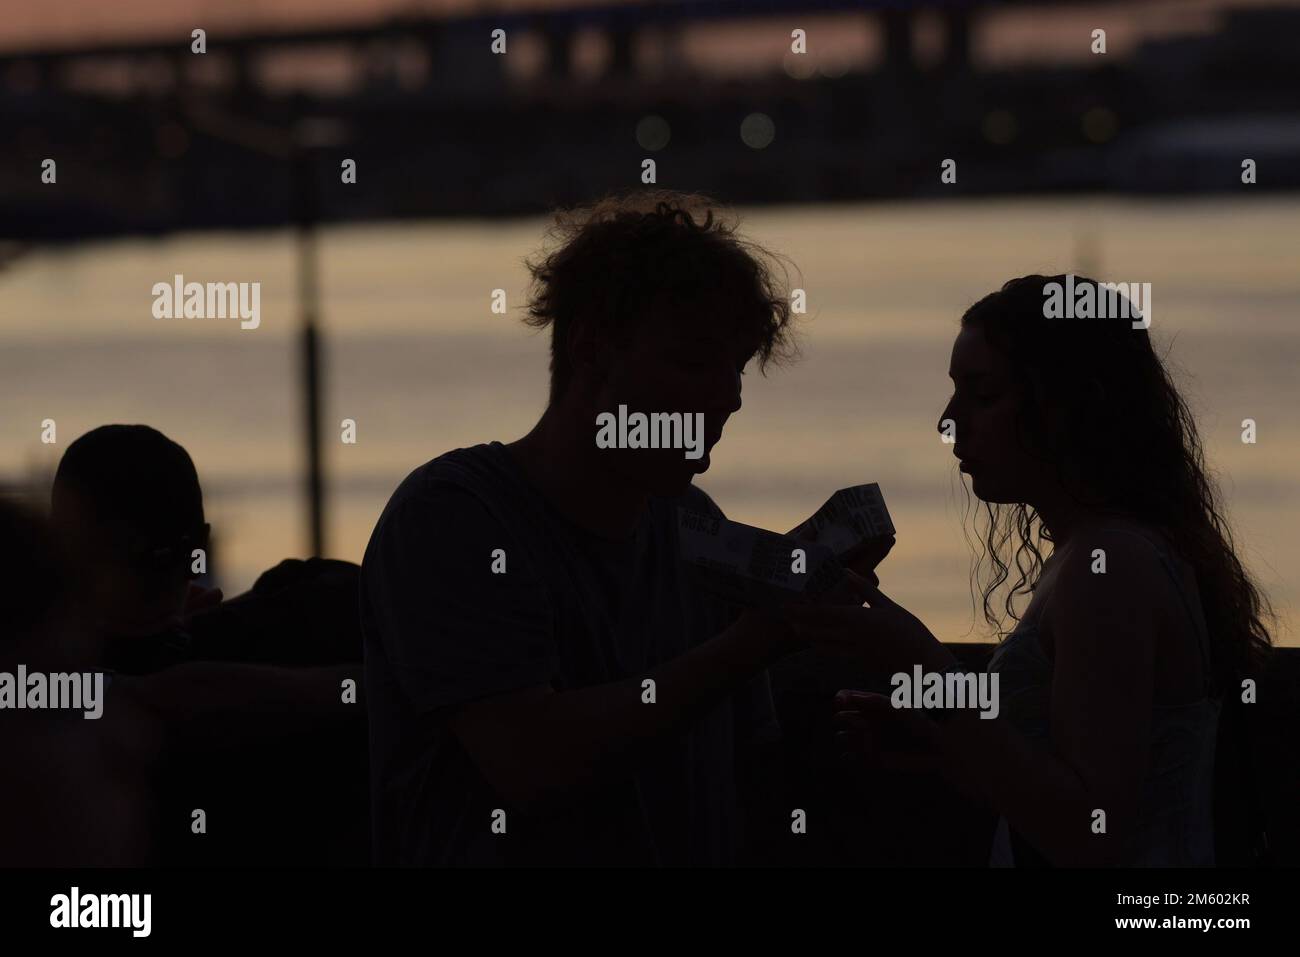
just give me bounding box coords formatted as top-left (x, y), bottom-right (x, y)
top-left (986, 526), bottom-right (1221, 866)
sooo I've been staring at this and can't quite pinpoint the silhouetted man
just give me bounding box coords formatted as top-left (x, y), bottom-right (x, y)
top-left (51, 424), bottom-right (218, 674)
top-left (50, 423), bottom-right (363, 670)
top-left (362, 191), bottom-right (804, 865)
top-left (49, 424), bottom-right (366, 865)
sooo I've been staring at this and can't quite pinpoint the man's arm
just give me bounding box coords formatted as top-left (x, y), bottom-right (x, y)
top-left (450, 609), bottom-right (789, 814)
top-left (120, 662), bottom-right (361, 748)
top-left (367, 481), bottom-right (800, 815)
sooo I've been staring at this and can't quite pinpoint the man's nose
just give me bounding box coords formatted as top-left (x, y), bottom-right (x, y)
top-left (701, 364), bottom-right (742, 415)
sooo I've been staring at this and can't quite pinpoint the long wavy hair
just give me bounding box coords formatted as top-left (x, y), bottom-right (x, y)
top-left (960, 275), bottom-right (1272, 690)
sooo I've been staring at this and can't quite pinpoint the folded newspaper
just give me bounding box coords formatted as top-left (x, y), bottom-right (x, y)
top-left (677, 509), bottom-right (844, 606)
top-left (788, 483), bottom-right (895, 557)
top-left (677, 484), bottom-right (894, 607)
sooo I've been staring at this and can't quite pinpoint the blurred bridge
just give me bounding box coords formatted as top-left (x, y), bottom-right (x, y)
top-left (2, 1), bottom-right (1297, 240)
top-left (0, 1), bottom-right (1150, 91)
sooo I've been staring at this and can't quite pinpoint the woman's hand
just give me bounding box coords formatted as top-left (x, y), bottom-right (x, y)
top-left (780, 583), bottom-right (957, 674)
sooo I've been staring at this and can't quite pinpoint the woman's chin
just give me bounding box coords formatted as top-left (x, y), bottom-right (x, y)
top-left (967, 474), bottom-right (1016, 505)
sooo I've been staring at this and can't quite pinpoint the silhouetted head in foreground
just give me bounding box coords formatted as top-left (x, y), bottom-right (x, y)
top-left (521, 189), bottom-right (798, 495)
top-left (0, 498), bottom-right (74, 660)
top-left (51, 425), bottom-right (208, 636)
top-left (938, 274), bottom-right (1271, 686)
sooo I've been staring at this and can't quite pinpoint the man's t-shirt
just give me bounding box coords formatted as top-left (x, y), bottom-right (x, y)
top-left (360, 441), bottom-right (778, 865)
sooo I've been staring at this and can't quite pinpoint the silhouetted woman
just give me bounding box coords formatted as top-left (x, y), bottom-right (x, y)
top-left (787, 274), bottom-right (1273, 866)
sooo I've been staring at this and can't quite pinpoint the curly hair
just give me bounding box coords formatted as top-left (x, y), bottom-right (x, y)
top-left (959, 275), bottom-right (1273, 691)
top-left (521, 189), bottom-right (800, 401)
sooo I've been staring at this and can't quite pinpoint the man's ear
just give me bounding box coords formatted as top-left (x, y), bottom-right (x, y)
top-left (567, 325), bottom-right (611, 391)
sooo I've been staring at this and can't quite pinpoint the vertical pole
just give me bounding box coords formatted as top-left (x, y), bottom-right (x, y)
top-left (294, 146), bottom-right (326, 558)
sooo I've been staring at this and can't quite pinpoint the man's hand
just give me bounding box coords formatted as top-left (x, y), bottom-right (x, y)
top-left (786, 521), bottom-right (895, 586)
top-left (778, 583), bottom-right (956, 673)
top-left (833, 689), bottom-right (944, 776)
top-left (183, 582), bottom-right (224, 617)
top-left (839, 534), bottom-right (895, 583)
top-left (818, 567), bottom-right (875, 606)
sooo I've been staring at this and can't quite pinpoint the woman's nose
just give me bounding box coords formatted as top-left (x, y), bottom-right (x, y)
top-left (936, 397), bottom-right (957, 436)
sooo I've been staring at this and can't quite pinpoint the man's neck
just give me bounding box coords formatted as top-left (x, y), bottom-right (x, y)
top-left (505, 406), bottom-right (649, 541)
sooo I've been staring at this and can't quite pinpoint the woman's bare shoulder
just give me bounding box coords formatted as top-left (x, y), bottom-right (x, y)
top-left (1047, 522), bottom-right (1180, 644)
